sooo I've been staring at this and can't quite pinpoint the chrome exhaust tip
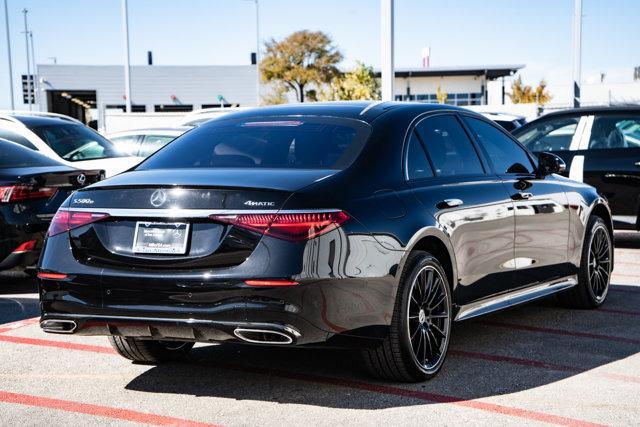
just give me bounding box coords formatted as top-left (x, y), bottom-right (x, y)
top-left (40, 319), bottom-right (77, 334)
top-left (233, 327), bottom-right (295, 345)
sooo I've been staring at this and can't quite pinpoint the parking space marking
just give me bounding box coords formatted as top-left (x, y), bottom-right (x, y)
top-left (0, 334), bottom-right (116, 354)
top-left (0, 317), bottom-right (40, 334)
top-left (0, 391), bottom-right (219, 427)
top-left (598, 307), bottom-right (640, 317)
top-left (0, 335), bottom-right (606, 426)
top-left (217, 363), bottom-right (604, 427)
top-left (480, 320), bottom-right (640, 345)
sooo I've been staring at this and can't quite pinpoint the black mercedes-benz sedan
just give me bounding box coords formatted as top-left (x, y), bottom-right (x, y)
top-left (0, 139), bottom-right (102, 274)
top-left (513, 106), bottom-right (640, 230)
top-left (38, 102), bottom-right (613, 382)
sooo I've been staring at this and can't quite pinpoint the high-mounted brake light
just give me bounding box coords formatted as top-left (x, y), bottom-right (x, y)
top-left (47, 210), bottom-right (110, 236)
top-left (210, 211), bottom-right (349, 241)
top-left (0, 184), bottom-right (57, 203)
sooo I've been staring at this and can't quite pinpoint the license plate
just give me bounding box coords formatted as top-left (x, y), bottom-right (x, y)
top-left (132, 222), bottom-right (189, 254)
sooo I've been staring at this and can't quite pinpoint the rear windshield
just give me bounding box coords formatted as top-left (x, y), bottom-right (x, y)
top-left (0, 139), bottom-right (61, 168)
top-left (137, 116), bottom-right (371, 170)
top-left (30, 123), bottom-right (125, 162)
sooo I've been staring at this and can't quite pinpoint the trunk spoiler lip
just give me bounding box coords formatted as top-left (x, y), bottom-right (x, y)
top-left (55, 206), bottom-right (341, 218)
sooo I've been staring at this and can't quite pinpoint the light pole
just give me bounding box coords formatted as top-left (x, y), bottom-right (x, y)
top-left (380, 0), bottom-right (394, 101)
top-left (22, 8), bottom-right (31, 110)
top-left (121, 0), bottom-right (132, 113)
top-left (572, 0), bottom-right (582, 108)
top-left (3, 0), bottom-right (14, 109)
top-left (29, 30), bottom-right (38, 110)
top-left (245, 0), bottom-right (260, 106)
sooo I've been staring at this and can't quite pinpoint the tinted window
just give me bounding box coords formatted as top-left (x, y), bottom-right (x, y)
top-left (0, 140), bottom-right (60, 168)
top-left (515, 116), bottom-right (579, 152)
top-left (139, 135), bottom-right (176, 157)
top-left (138, 117), bottom-right (371, 171)
top-left (0, 128), bottom-right (38, 150)
top-left (30, 123), bottom-right (124, 162)
top-left (406, 131), bottom-right (433, 180)
top-left (465, 117), bottom-right (535, 175)
top-left (414, 115), bottom-right (484, 177)
top-left (588, 115), bottom-right (640, 149)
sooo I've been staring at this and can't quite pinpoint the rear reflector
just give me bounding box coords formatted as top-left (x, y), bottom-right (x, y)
top-left (12, 240), bottom-right (36, 253)
top-left (245, 279), bottom-right (299, 287)
top-left (210, 211), bottom-right (349, 241)
top-left (37, 272), bottom-right (68, 280)
top-left (0, 184), bottom-right (57, 203)
top-left (47, 210), bottom-right (110, 236)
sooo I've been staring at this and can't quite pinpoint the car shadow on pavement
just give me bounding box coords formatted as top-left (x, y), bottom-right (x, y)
top-left (615, 232), bottom-right (640, 249)
top-left (124, 286), bottom-right (640, 409)
top-left (0, 274), bottom-right (39, 325)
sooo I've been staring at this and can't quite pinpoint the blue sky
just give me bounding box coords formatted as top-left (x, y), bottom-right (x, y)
top-left (1, 0), bottom-right (639, 108)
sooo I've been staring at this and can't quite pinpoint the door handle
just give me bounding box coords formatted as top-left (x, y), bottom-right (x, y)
top-left (437, 198), bottom-right (464, 208)
top-left (512, 192), bottom-right (533, 200)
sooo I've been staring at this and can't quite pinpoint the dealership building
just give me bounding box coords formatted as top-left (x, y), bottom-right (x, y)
top-left (33, 63), bottom-right (524, 126)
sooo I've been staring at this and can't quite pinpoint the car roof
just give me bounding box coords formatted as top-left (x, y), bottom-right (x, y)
top-left (207, 101), bottom-right (468, 124)
top-left (538, 105), bottom-right (640, 118)
top-left (108, 127), bottom-right (191, 135)
top-left (2, 113), bottom-right (81, 127)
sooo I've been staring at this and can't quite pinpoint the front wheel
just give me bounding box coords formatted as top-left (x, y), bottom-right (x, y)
top-left (108, 336), bottom-right (194, 363)
top-left (559, 216), bottom-right (613, 308)
top-left (362, 251), bottom-right (452, 382)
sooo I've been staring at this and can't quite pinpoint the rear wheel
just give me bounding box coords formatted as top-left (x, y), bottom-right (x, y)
top-left (362, 251), bottom-right (452, 382)
top-left (559, 216), bottom-right (612, 308)
top-left (108, 336), bottom-right (194, 363)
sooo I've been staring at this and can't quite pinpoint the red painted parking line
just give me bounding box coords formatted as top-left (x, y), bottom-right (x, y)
top-left (0, 335), bottom-right (116, 354)
top-left (0, 335), bottom-right (603, 426)
top-left (0, 391), bottom-right (219, 427)
top-left (219, 363), bottom-right (603, 427)
top-left (0, 317), bottom-right (40, 334)
top-left (480, 320), bottom-right (640, 345)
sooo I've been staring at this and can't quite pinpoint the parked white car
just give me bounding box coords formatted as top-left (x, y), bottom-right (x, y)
top-left (175, 107), bottom-right (249, 127)
top-left (0, 112), bottom-right (143, 177)
top-left (106, 127), bottom-right (191, 158)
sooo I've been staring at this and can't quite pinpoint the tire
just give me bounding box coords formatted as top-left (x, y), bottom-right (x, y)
top-left (108, 336), bottom-right (194, 363)
top-left (558, 216), bottom-right (612, 309)
top-left (362, 251), bottom-right (452, 382)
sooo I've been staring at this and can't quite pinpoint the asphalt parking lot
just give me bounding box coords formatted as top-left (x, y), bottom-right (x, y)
top-left (0, 234), bottom-right (638, 426)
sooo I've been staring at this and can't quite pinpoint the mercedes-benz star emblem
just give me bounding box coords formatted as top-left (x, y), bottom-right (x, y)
top-left (76, 174), bottom-right (86, 185)
top-left (150, 189), bottom-right (167, 207)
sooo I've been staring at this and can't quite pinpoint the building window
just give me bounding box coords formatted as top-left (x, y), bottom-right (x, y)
top-left (410, 92), bottom-right (483, 106)
top-left (105, 104), bottom-right (146, 113)
top-left (154, 105), bottom-right (194, 112)
top-left (201, 103), bottom-right (236, 109)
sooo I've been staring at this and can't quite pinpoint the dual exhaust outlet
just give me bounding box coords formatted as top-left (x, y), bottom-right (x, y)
top-left (41, 319), bottom-right (299, 345)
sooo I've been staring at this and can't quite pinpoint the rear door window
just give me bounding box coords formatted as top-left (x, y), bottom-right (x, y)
top-left (138, 117), bottom-right (371, 170)
top-left (405, 132), bottom-right (434, 180)
top-left (588, 115), bottom-right (640, 149)
top-left (414, 114), bottom-right (485, 177)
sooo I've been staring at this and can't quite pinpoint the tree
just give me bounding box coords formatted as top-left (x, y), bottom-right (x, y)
top-left (261, 83), bottom-right (289, 105)
top-left (260, 30), bottom-right (343, 103)
top-left (321, 62), bottom-right (380, 101)
top-left (509, 75), bottom-right (552, 105)
top-left (436, 86), bottom-right (447, 104)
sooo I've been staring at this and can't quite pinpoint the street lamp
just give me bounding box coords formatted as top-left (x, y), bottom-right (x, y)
top-left (121, 0), bottom-right (132, 113)
top-left (3, 0), bottom-right (14, 109)
top-left (245, 0), bottom-right (260, 106)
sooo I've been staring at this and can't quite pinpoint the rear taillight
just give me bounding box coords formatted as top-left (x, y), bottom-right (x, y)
top-left (210, 211), bottom-right (349, 241)
top-left (12, 240), bottom-right (36, 253)
top-left (47, 210), bottom-right (110, 236)
top-left (0, 184), bottom-right (57, 203)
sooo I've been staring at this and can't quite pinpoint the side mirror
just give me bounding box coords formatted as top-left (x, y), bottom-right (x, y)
top-left (537, 152), bottom-right (566, 176)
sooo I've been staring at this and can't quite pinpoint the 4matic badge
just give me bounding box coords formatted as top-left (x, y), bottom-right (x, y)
top-left (244, 200), bottom-right (276, 207)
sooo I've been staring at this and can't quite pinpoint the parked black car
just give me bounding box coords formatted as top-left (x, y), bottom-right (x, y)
top-left (513, 106), bottom-right (640, 230)
top-left (0, 139), bottom-right (102, 274)
top-left (38, 102), bottom-right (612, 382)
